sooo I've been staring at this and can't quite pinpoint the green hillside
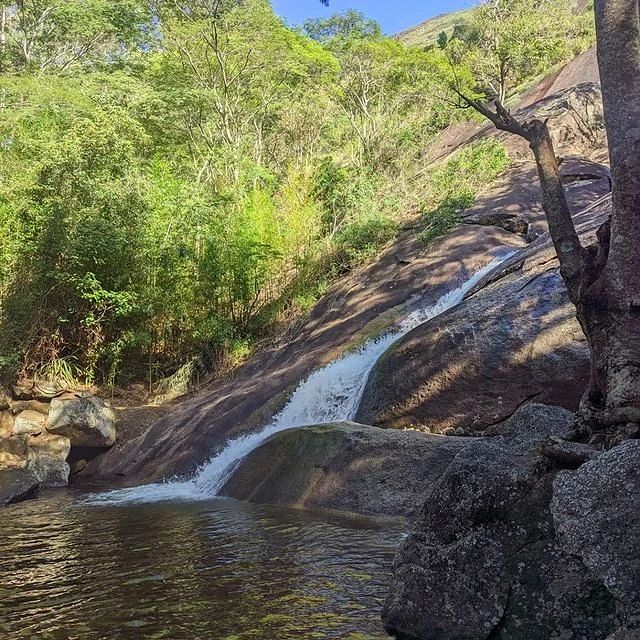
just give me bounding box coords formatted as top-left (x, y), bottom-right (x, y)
top-left (396, 9), bottom-right (471, 47)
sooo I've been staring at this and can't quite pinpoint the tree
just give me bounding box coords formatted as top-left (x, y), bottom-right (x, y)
top-left (442, 0), bottom-right (639, 434)
top-left (303, 9), bottom-right (381, 43)
top-left (0, 0), bottom-right (151, 72)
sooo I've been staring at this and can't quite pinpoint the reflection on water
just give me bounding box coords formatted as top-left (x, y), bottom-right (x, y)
top-left (0, 490), bottom-right (403, 639)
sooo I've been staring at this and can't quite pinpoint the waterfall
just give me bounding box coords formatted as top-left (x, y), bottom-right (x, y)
top-left (85, 255), bottom-right (510, 506)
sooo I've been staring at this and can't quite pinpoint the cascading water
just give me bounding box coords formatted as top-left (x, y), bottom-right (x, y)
top-left (85, 254), bottom-right (511, 506)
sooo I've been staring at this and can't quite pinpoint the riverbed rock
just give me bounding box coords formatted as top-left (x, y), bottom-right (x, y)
top-left (552, 441), bottom-right (640, 634)
top-left (222, 422), bottom-right (475, 518)
top-left (47, 396), bottom-right (116, 448)
top-left (28, 432), bottom-right (71, 487)
top-left (13, 409), bottom-right (47, 436)
top-left (383, 404), bottom-right (616, 640)
top-left (0, 437), bottom-right (40, 505)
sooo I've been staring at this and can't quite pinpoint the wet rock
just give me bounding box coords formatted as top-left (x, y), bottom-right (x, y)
top-left (0, 437), bottom-right (40, 505)
top-left (383, 404), bottom-right (616, 640)
top-left (222, 422), bottom-right (474, 518)
top-left (13, 409), bottom-right (46, 436)
top-left (47, 396), bottom-right (116, 448)
top-left (464, 211), bottom-right (530, 235)
top-left (552, 441), bottom-right (640, 633)
top-left (28, 432), bottom-right (71, 487)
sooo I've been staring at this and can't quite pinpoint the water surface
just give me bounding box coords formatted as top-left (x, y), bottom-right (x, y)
top-left (0, 491), bottom-right (403, 639)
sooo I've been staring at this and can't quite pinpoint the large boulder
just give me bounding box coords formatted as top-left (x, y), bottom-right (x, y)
top-left (47, 396), bottom-right (116, 448)
top-left (221, 422), bottom-right (474, 518)
top-left (28, 432), bottom-right (71, 487)
top-left (0, 437), bottom-right (40, 505)
top-left (552, 441), bottom-right (640, 635)
top-left (383, 404), bottom-right (616, 640)
top-left (356, 266), bottom-right (590, 434)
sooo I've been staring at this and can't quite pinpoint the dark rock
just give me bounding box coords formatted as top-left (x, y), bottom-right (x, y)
top-left (464, 212), bottom-right (530, 235)
top-left (0, 437), bottom-right (40, 505)
top-left (47, 396), bottom-right (116, 448)
top-left (70, 459), bottom-right (88, 476)
top-left (383, 404), bottom-right (616, 640)
top-left (222, 422), bottom-right (474, 518)
top-left (552, 441), bottom-right (640, 633)
top-left (28, 432), bottom-right (71, 487)
top-left (488, 402), bottom-right (574, 451)
top-left (540, 440), bottom-right (600, 468)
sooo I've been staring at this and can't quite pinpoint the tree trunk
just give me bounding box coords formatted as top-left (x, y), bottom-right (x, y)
top-left (578, 0), bottom-right (640, 431)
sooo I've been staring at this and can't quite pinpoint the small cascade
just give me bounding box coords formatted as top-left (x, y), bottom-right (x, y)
top-left (85, 255), bottom-right (510, 506)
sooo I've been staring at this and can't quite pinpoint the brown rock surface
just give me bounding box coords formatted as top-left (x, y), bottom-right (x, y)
top-left (356, 197), bottom-right (610, 434)
top-left (221, 422), bottom-right (475, 518)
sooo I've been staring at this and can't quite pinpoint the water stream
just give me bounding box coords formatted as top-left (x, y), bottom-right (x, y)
top-left (86, 255), bottom-right (509, 506)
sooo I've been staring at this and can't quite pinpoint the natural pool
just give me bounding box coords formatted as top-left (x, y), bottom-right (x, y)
top-left (0, 490), bottom-right (404, 639)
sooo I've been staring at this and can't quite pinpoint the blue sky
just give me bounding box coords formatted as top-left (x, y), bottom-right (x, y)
top-left (271, 0), bottom-right (472, 35)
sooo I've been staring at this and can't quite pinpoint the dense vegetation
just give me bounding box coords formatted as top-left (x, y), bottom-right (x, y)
top-left (0, 0), bottom-right (593, 390)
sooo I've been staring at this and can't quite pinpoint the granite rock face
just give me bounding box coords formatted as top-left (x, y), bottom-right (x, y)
top-left (383, 404), bottom-right (618, 640)
top-left (552, 441), bottom-right (640, 635)
top-left (222, 422), bottom-right (475, 518)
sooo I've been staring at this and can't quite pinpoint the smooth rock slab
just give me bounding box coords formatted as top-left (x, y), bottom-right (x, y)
top-left (222, 422), bottom-right (475, 518)
top-left (47, 396), bottom-right (116, 448)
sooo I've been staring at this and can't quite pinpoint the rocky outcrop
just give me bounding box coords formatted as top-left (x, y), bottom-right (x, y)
top-left (0, 436), bottom-right (40, 504)
top-left (383, 404), bottom-right (619, 640)
top-left (221, 422), bottom-right (475, 518)
top-left (552, 441), bottom-right (640, 636)
top-left (0, 386), bottom-right (116, 504)
top-left (47, 396), bottom-right (116, 448)
top-left (356, 194), bottom-right (612, 435)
